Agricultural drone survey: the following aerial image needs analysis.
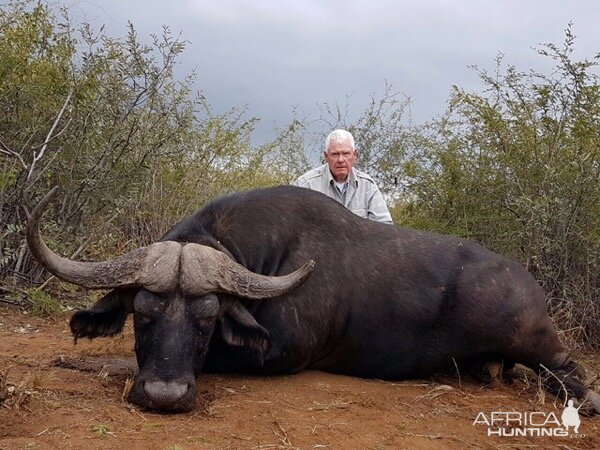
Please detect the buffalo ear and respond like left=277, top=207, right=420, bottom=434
left=220, top=301, right=270, bottom=352
left=70, top=288, right=135, bottom=342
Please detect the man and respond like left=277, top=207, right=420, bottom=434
left=293, top=129, right=393, bottom=224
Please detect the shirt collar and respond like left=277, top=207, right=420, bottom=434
left=326, top=166, right=358, bottom=188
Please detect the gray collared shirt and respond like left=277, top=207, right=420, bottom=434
left=292, top=164, right=393, bottom=224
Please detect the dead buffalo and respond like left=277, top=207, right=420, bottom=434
left=27, top=186, right=600, bottom=413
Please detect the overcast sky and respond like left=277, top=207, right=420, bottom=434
left=60, top=0, right=599, bottom=145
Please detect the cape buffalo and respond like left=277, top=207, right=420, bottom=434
left=27, top=186, right=600, bottom=413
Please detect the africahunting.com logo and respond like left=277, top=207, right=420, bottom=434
left=473, top=399, right=586, bottom=437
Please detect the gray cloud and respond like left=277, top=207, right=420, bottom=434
left=63, top=0, right=599, bottom=143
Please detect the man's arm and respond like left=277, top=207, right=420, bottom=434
left=368, top=187, right=393, bottom=224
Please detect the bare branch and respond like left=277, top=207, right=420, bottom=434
left=31, top=118, right=72, bottom=150
left=0, top=139, right=28, bottom=171
left=27, top=89, right=73, bottom=181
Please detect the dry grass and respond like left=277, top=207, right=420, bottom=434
left=121, top=375, right=134, bottom=402
left=0, top=368, right=40, bottom=411
left=414, top=384, right=455, bottom=403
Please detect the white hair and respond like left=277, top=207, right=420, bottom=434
left=325, top=129, right=355, bottom=152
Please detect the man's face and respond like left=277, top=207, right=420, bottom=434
left=324, top=140, right=357, bottom=183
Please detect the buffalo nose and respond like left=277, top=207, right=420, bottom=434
left=144, top=380, right=189, bottom=409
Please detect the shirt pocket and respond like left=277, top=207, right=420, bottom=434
left=349, top=207, right=368, bottom=218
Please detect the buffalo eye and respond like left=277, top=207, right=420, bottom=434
left=188, top=295, right=219, bottom=327
left=133, top=291, right=165, bottom=327
left=133, top=310, right=155, bottom=328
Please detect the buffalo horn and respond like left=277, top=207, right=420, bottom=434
left=26, top=187, right=181, bottom=291
left=180, top=244, right=315, bottom=298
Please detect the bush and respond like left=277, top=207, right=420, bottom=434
left=0, top=1, right=301, bottom=284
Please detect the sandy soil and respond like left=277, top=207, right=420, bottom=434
left=1, top=306, right=599, bottom=450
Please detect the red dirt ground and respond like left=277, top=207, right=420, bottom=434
left=1, top=306, right=599, bottom=450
